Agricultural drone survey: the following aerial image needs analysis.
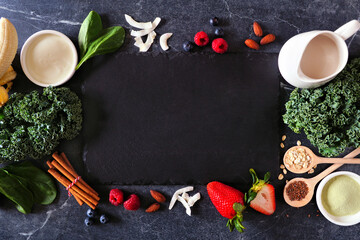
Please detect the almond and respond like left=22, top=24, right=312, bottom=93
left=253, top=22, right=263, bottom=37
left=146, top=203, right=160, bottom=213
left=245, top=39, right=260, bottom=50
left=150, top=190, right=166, bottom=203
left=260, top=34, right=276, bottom=45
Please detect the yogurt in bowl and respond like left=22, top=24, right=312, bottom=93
left=20, top=30, right=78, bottom=87
left=316, top=171, right=360, bottom=226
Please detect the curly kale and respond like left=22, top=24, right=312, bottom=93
left=283, top=58, right=360, bottom=157
left=0, top=87, right=82, bottom=163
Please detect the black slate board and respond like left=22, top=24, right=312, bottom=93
left=81, top=53, right=280, bottom=184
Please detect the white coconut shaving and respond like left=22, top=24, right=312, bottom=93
left=159, top=33, right=173, bottom=51
left=124, top=14, right=152, bottom=29
left=130, top=17, right=161, bottom=37
left=169, top=186, right=201, bottom=216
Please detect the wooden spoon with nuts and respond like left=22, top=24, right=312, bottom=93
left=283, top=147, right=360, bottom=207
left=283, top=146, right=360, bottom=174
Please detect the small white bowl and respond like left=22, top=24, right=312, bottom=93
left=316, top=171, right=360, bottom=226
left=20, top=30, right=78, bottom=87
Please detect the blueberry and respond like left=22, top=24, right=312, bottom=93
left=100, top=214, right=109, bottom=224
left=183, top=41, right=194, bottom=52
left=84, top=217, right=94, bottom=226
left=86, top=208, right=97, bottom=218
left=210, top=17, right=219, bottom=26
left=214, top=28, right=224, bottom=37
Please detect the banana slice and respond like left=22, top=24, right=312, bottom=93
left=0, top=85, right=9, bottom=107
left=0, top=65, right=16, bottom=85
left=0, top=18, right=18, bottom=79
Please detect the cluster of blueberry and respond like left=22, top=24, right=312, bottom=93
left=84, top=208, right=109, bottom=226
left=183, top=17, right=228, bottom=54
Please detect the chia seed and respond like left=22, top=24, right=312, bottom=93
left=286, top=180, right=309, bottom=201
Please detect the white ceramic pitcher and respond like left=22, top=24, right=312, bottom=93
left=278, top=20, right=360, bottom=88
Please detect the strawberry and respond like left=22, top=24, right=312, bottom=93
left=245, top=169, right=276, bottom=215
left=124, top=194, right=141, bottom=211
left=207, top=181, right=246, bottom=232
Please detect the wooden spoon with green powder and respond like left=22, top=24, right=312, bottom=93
left=283, top=147, right=360, bottom=208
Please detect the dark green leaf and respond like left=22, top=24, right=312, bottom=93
left=249, top=168, right=258, bottom=184
left=76, top=26, right=125, bottom=70
left=0, top=169, right=33, bottom=214
left=234, top=219, right=245, bottom=233
left=263, top=172, right=271, bottom=182
left=4, top=161, right=57, bottom=205
left=78, top=11, right=103, bottom=58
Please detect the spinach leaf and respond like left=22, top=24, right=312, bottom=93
left=0, top=169, right=33, bottom=214
left=78, top=11, right=103, bottom=58
left=76, top=26, right=125, bottom=70
left=4, top=161, right=57, bottom=205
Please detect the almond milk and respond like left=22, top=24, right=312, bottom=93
left=300, top=35, right=340, bottom=79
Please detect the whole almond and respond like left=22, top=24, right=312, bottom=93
left=253, top=22, right=263, bottom=37
left=146, top=203, right=160, bottom=213
left=245, top=39, right=260, bottom=50
left=260, top=34, right=276, bottom=45
left=150, top=190, right=166, bottom=203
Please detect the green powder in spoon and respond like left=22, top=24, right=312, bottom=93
left=321, top=175, right=360, bottom=216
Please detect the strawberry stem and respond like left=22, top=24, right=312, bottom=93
left=227, top=203, right=246, bottom=233
left=245, top=168, right=271, bottom=205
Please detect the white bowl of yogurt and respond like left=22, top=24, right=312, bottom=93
left=20, top=30, right=78, bottom=87
left=316, top=171, right=360, bottom=226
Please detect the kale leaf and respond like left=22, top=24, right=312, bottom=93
left=0, top=87, right=82, bottom=163
left=283, top=58, right=360, bottom=157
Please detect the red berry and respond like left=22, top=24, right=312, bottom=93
left=212, top=38, right=228, bottom=54
left=123, top=194, right=140, bottom=211
left=109, top=189, right=124, bottom=206
left=194, top=31, right=209, bottom=46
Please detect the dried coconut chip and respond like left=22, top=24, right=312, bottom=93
left=134, top=31, right=156, bottom=52
left=169, top=186, right=194, bottom=210
left=177, top=195, right=192, bottom=216
left=130, top=17, right=161, bottom=37
left=187, top=193, right=201, bottom=207
left=160, top=33, right=173, bottom=51
left=124, top=14, right=152, bottom=29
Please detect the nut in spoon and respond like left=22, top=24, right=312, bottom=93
left=283, top=146, right=360, bottom=174
left=283, top=147, right=360, bottom=207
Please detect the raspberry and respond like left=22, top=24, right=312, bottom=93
left=109, top=189, right=124, bottom=206
left=194, top=31, right=209, bottom=47
left=212, top=38, right=228, bottom=54
left=123, top=194, right=141, bottom=211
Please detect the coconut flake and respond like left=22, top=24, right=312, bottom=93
left=134, top=31, right=156, bottom=52
left=169, top=186, right=194, bottom=210
left=188, top=193, right=201, bottom=207
left=181, top=192, right=190, bottom=201
left=124, top=14, right=153, bottom=29
left=130, top=17, right=161, bottom=37
left=177, top=196, right=192, bottom=216
left=159, top=33, right=173, bottom=51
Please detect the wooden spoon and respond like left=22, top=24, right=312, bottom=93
left=283, top=147, right=360, bottom=207
left=284, top=146, right=360, bottom=174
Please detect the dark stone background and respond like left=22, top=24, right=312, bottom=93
left=0, top=0, right=359, bottom=239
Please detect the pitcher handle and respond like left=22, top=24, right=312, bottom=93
left=334, top=19, right=360, bottom=40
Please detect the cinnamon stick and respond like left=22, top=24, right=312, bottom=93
left=51, top=160, right=100, bottom=201
left=48, top=159, right=84, bottom=206
left=52, top=152, right=98, bottom=195
left=60, top=152, right=98, bottom=196
left=48, top=169, right=98, bottom=209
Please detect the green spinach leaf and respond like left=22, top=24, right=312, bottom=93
left=78, top=11, right=103, bottom=58
left=76, top=26, right=125, bottom=70
left=4, top=161, right=57, bottom=205
left=0, top=169, right=33, bottom=214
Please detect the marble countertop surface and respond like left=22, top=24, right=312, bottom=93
left=0, top=0, right=360, bottom=239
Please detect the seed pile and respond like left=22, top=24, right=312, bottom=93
left=286, top=180, right=309, bottom=201
left=284, top=147, right=312, bottom=170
